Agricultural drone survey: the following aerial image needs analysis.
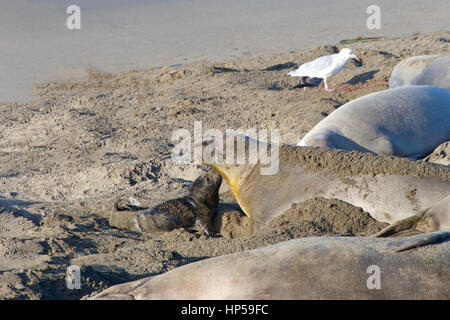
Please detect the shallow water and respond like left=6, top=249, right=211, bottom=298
left=1, top=0, right=449, bottom=102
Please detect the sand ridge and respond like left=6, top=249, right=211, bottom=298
left=280, top=145, right=450, bottom=181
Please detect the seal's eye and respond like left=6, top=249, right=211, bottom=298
left=206, top=176, right=213, bottom=185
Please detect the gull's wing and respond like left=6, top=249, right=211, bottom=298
left=289, top=54, right=338, bottom=77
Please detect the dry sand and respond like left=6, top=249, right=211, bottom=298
left=0, top=31, right=449, bottom=299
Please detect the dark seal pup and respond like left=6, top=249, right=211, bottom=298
left=109, top=171, right=222, bottom=235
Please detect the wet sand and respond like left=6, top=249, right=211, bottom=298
left=2, top=0, right=450, bottom=102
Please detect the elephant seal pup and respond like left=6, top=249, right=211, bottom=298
left=201, top=135, right=449, bottom=235
left=297, top=86, right=450, bottom=159
left=109, top=171, right=222, bottom=235
left=389, top=55, right=449, bottom=90
left=90, top=237, right=450, bottom=300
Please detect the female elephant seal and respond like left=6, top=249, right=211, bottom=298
left=389, top=55, right=449, bottom=90
left=109, top=171, right=222, bottom=235
left=201, top=136, right=449, bottom=241
left=297, top=86, right=450, bottom=159
left=90, top=237, right=449, bottom=300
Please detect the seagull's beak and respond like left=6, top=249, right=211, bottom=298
left=350, top=54, right=360, bottom=62
left=351, top=55, right=363, bottom=66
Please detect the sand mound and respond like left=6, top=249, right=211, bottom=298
left=265, top=198, right=387, bottom=236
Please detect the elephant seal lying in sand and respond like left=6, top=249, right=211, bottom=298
left=90, top=236, right=449, bottom=300
left=389, top=55, right=449, bottom=90
left=199, top=135, right=449, bottom=250
left=202, top=135, right=449, bottom=231
left=297, top=86, right=450, bottom=159
left=109, top=171, right=222, bottom=235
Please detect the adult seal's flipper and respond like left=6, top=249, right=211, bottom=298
left=387, top=232, right=450, bottom=252
left=372, top=210, right=428, bottom=238
left=373, top=196, right=450, bottom=251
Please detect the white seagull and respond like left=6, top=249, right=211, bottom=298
left=288, top=48, right=361, bottom=91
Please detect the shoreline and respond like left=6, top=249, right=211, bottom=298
left=27, top=30, right=449, bottom=102
left=2, top=0, right=450, bottom=102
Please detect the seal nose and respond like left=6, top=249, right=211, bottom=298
left=209, top=171, right=223, bottom=187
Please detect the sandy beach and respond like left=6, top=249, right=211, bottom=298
left=0, top=29, right=449, bottom=299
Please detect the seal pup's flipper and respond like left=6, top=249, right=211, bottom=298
left=184, top=216, right=215, bottom=236
left=114, top=197, right=147, bottom=211
left=387, top=231, right=450, bottom=252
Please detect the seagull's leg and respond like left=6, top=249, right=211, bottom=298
left=324, top=78, right=335, bottom=92
left=303, top=87, right=306, bottom=92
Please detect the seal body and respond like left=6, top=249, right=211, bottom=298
left=109, top=171, right=222, bottom=235
left=297, top=86, right=450, bottom=159
left=389, top=55, right=450, bottom=90
left=90, top=237, right=450, bottom=300
left=205, top=136, right=450, bottom=230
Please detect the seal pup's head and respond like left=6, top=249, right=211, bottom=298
left=190, top=170, right=222, bottom=214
